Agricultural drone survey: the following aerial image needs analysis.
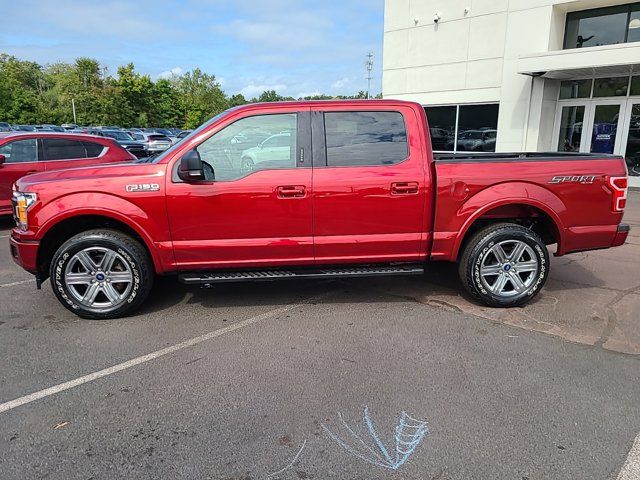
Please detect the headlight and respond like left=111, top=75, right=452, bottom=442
left=12, top=190, right=37, bottom=230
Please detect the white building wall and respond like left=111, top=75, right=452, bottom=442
left=383, top=0, right=640, bottom=152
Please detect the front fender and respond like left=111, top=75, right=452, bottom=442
left=32, top=193, right=173, bottom=274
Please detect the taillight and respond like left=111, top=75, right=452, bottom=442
left=607, top=176, right=627, bottom=212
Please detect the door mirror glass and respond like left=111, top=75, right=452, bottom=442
left=178, top=150, right=206, bottom=182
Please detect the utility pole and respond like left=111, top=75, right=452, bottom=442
left=365, top=52, right=373, bottom=99
left=71, top=98, right=77, bottom=124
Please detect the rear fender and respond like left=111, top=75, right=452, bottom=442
left=452, top=182, right=567, bottom=259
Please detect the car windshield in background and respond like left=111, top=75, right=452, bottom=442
left=104, top=131, right=133, bottom=141
left=149, top=135, right=170, bottom=141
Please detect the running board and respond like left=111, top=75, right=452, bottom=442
left=178, top=264, right=424, bottom=285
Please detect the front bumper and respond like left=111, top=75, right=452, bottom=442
left=10, top=234, right=39, bottom=274
left=612, top=223, right=630, bottom=247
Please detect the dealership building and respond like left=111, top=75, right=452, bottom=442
left=382, top=0, right=640, bottom=186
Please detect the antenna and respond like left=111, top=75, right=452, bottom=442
left=365, top=52, right=373, bottom=99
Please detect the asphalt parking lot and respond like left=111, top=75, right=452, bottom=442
left=1, top=193, right=639, bottom=480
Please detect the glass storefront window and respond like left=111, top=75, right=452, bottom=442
left=557, top=105, right=585, bottom=152
left=631, top=76, right=640, bottom=96
left=564, top=4, right=637, bottom=49
left=424, top=104, right=499, bottom=153
left=424, top=106, right=456, bottom=151
left=626, top=104, right=640, bottom=176
left=593, top=77, right=629, bottom=97
left=559, top=79, right=592, bottom=99
left=590, top=104, right=621, bottom=154
left=629, top=6, right=640, bottom=43
left=457, top=104, right=499, bottom=152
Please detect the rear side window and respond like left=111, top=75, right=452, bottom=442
left=0, top=139, right=38, bottom=163
left=324, top=111, right=408, bottom=167
left=43, top=138, right=87, bottom=161
left=83, top=141, right=105, bottom=158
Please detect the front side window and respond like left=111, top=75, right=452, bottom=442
left=324, top=111, right=407, bottom=167
left=196, top=113, right=297, bottom=181
left=43, top=138, right=87, bottom=161
left=0, top=139, right=38, bottom=163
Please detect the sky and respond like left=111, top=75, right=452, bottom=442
left=1, top=0, right=384, bottom=99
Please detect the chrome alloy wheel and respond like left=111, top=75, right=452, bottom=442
left=479, top=240, right=539, bottom=297
left=64, top=247, right=134, bottom=311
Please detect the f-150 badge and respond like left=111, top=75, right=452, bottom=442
left=549, top=175, right=597, bottom=185
left=125, top=183, right=160, bottom=192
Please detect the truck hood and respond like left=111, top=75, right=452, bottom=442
left=16, top=162, right=166, bottom=192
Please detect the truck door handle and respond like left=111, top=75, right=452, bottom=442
left=391, top=182, right=419, bottom=195
left=277, top=185, right=306, bottom=198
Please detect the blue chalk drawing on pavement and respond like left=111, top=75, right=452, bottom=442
left=321, top=406, right=428, bottom=470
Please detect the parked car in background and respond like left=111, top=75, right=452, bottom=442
left=143, top=128, right=178, bottom=144
left=15, top=125, right=37, bottom=132
left=38, top=125, right=66, bottom=132
left=0, top=122, right=12, bottom=132
left=131, top=132, right=173, bottom=153
left=62, top=124, right=78, bottom=130
left=176, top=130, right=193, bottom=141
left=95, top=130, right=148, bottom=158
left=0, top=132, right=137, bottom=216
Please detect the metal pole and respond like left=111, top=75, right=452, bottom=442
left=365, top=53, right=373, bottom=99
left=72, top=98, right=77, bottom=124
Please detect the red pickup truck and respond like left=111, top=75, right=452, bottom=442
left=9, top=100, right=629, bottom=319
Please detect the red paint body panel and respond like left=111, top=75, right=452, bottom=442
left=0, top=132, right=135, bottom=215
left=7, top=100, right=629, bottom=279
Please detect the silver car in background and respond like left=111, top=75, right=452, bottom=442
left=131, top=132, right=173, bottom=153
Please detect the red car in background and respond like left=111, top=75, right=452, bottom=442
left=0, top=132, right=136, bottom=216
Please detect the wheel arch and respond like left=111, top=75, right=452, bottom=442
left=452, top=186, right=566, bottom=260
left=36, top=211, right=163, bottom=277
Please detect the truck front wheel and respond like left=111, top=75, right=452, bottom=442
left=458, top=223, right=549, bottom=308
left=49, top=229, right=154, bottom=319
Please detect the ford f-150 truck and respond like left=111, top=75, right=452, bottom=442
left=9, top=100, right=630, bottom=319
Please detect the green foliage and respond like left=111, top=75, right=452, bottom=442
left=0, top=53, right=382, bottom=128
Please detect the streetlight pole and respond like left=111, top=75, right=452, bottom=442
left=71, top=98, right=77, bottom=124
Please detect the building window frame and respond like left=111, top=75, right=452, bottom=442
left=563, top=2, right=640, bottom=49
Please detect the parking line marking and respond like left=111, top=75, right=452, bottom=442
left=0, top=293, right=326, bottom=415
left=0, top=279, right=35, bottom=288
left=0, top=234, right=10, bottom=238
left=617, top=433, right=640, bottom=480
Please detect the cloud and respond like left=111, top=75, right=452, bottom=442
left=158, top=67, right=184, bottom=79
left=239, top=84, right=287, bottom=98
left=331, top=77, right=353, bottom=89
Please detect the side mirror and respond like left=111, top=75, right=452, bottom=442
left=178, top=150, right=206, bottom=182
left=0, top=154, right=5, bottom=166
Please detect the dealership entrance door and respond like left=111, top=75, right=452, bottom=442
left=555, top=100, right=628, bottom=155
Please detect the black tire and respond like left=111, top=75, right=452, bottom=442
left=49, top=229, right=154, bottom=319
left=458, top=223, right=549, bottom=308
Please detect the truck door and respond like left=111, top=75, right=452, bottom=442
left=311, top=106, right=429, bottom=264
left=165, top=108, right=313, bottom=269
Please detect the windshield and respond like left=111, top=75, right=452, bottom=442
left=104, top=131, right=133, bottom=141
left=142, top=108, right=238, bottom=163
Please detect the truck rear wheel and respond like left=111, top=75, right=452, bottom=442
left=49, top=229, right=153, bottom=319
left=458, top=223, right=549, bottom=308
